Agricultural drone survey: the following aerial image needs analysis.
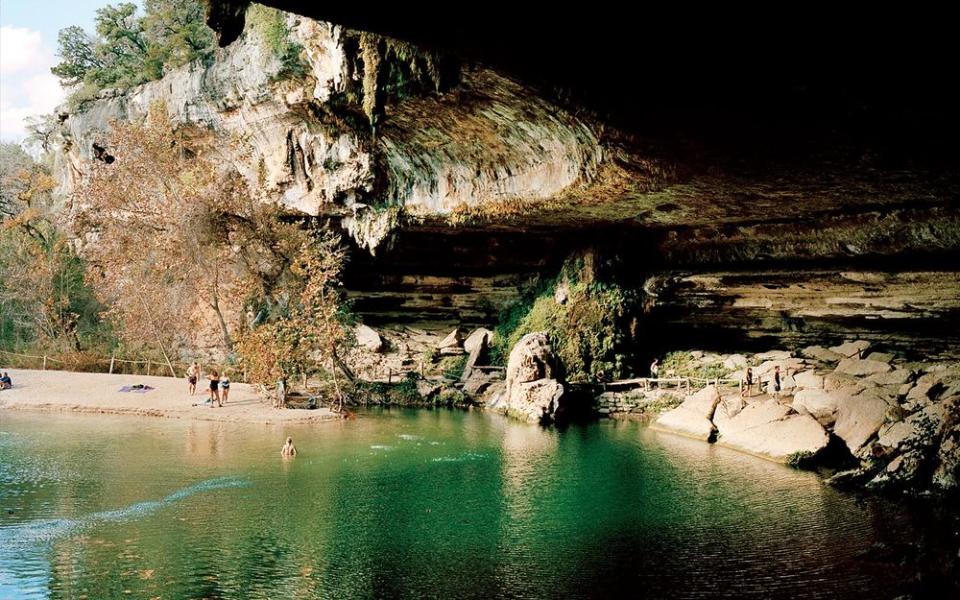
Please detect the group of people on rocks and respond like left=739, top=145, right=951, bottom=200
left=185, top=362, right=230, bottom=407
left=647, top=358, right=784, bottom=398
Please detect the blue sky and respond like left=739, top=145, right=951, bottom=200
left=1, top=0, right=136, bottom=140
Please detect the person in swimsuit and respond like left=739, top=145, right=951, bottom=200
left=208, top=369, right=221, bottom=407
left=187, top=362, right=199, bottom=395
left=281, top=437, right=297, bottom=457
left=220, top=373, right=231, bottom=403
left=741, top=367, right=754, bottom=398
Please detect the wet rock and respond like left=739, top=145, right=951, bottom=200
left=834, top=390, right=889, bottom=455
left=868, top=449, right=925, bottom=489
left=715, top=399, right=829, bottom=462
left=802, top=345, right=844, bottom=363
left=503, top=379, right=565, bottom=423
left=830, top=340, right=872, bottom=358
left=652, top=385, right=721, bottom=441
left=794, top=370, right=825, bottom=390
left=354, top=324, right=385, bottom=352
left=836, top=358, right=893, bottom=377
left=792, top=388, right=841, bottom=426
left=713, top=394, right=746, bottom=428
left=463, top=371, right=498, bottom=396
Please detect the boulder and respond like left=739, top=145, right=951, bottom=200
left=715, top=399, right=830, bottom=463
left=904, top=381, right=939, bottom=410
left=794, top=370, right=825, bottom=390
left=504, top=379, right=565, bottom=423
left=829, top=340, right=872, bottom=358
left=463, top=371, right=497, bottom=397
left=865, top=352, right=895, bottom=364
left=463, top=328, right=493, bottom=356
left=868, top=449, right=925, bottom=490
left=866, top=368, right=914, bottom=386
left=877, top=403, right=948, bottom=452
left=801, top=345, right=844, bottom=363
left=835, top=358, right=893, bottom=377
left=933, top=426, right=960, bottom=491
left=791, top=388, right=841, bottom=426
left=497, top=332, right=564, bottom=423
left=354, top=324, right=384, bottom=352
left=834, top=390, right=889, bottom=455
left=722, top=354, right=748, bottom=370
left=652, top=385, right=721, bottom=441
left=437, top=328, right=463, bottom=349
left=713, top=394, right=746, bottom=429
left=755, top=350, right=792, bottom=361
left=506, top=332, right=558, bottom=386
left=416, top=379, right=442, bottom=399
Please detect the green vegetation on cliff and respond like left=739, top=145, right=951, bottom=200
left=52, top=0, right=216, bottom=110
left=492, top=258, right=640, bottom=383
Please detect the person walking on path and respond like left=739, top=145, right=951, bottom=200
left=187, top=362, right=199, bottom=396
left=772, top=366, right=782, bottom=397
left=650, top=358, right=660, bottom=388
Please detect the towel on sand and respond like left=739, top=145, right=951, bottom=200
left=118, top=385, right=154, bottom=393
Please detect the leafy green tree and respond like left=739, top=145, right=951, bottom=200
left=142, top=0, right=215, bottom=75
left=50, top=26, right=103, bottom=86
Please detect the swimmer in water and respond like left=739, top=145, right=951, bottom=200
left=281, top=437, right=297, bottom=457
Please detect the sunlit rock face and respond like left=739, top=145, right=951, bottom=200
left=50, top=12, right=603, bottom=226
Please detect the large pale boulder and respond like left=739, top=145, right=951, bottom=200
left=755, top=350, right=792, bottom=361
left=722, top=354, right=748, bottom=370
left=801, top=346, right=844, bottom=363
left=652, top=385, right=721, bottom=441
left=437, top=328, right=463, bottom=349
left=463, top=328, right=493, bottom=355
left=829, top=340, right=871, bottom=358
left=835, top=358, right=893, bottom=377
left=497, top=332, right=564, bottom=423
left=503, top=379, right=564, bottom=422
left=506, top=332, right=557, bottom=386
left=865, top=352, right=895, bottom=364
left=877, top=403, right=948, bottom=452
left=793, top=370, right=825, bottom=390
left=712, top=394, right=746, bottom=430
left=791, top=388, right=841, bottom=426
left=354, top=324, right=384, bottom=352
left=834, top=390, right=889, bottom=455
left=866, top=368, right=914, bottom=386
left=715, top=399, right=830, bottom=462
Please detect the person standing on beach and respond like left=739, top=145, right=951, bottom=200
left=772, top=366, right=782, bottom=397
left=650, top=358, right=660, bottom=388
left=187, top=362, right=199, bottom=395
left=220, top=372, right=230, bottom=404
left=208, top=369, right=221, bottom=407
left=741, top=367, right=754, bottom=398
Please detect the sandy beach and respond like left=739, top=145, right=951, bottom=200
left=0, top=369, right=339, bottom=423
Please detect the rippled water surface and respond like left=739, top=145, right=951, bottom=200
left=0, top=409, right=941, bottom=598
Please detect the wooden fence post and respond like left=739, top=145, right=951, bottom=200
left=109, top=354, right=115, bottom=374
left=42, top=355, right=47, bottom=370
left=146, top=360, right=152, bottom=377
left=388, top=368, right=393, bottom=384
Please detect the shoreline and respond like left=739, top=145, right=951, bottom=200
left=0, top=369, right=340, bottom=424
